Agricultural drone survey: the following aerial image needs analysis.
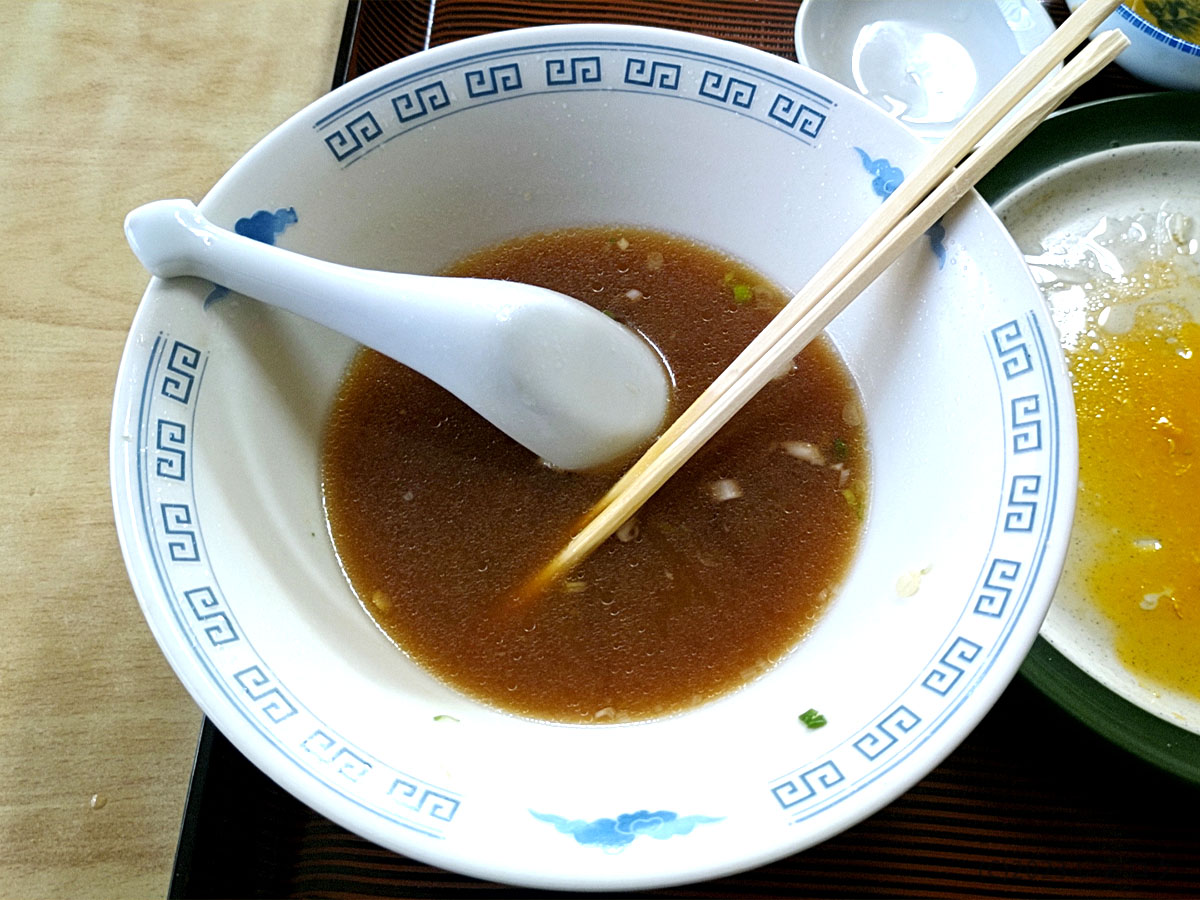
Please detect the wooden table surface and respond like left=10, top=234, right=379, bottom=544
left=4, top=2, right=1196, bottom=898
left=0, top=3, right=344, bottom=896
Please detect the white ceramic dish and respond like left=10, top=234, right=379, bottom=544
left=795, top=0, right=1057, bottom=142
left=110, top=25, right=1076, bottom=891
left=996, top=141, right=1200, bottom=736
left=1067, top=0, right=1200, bottom=89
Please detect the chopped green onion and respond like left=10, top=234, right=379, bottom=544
left=842, top=488, right=863, bottom=519
left=831, top=437, right=848, bottom=462
left=433, top=714, right=459, bottom=723
left=732, top=283, right=753, bottom=304
left=799, top=708, right=827, bottom=729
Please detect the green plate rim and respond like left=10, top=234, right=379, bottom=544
left=977, top=91, right=1200, bottom=788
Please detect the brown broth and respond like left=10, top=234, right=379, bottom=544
left=322, top=227, right=867, bottom=722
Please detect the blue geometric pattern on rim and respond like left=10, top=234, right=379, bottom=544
left=160, top=502, right=199, bottom=562
left=392, top=81, right=451, bottom=123
left=160, top=340, right=200, bottom=403
left=530, top=810, right=723, bottom=850
left=769, top=310, right=1063, bottom=823
left=203, top=208, right=299, bottom=307
left=235, top=665, right=298, bottom=724
left=852, top=705, right=921, bottom=761
left=154, top=419, right=187, bottom=481
left=1004, top=474, right=1042, bottom=533
left=1011, top=395, right=1043, bottom=453
left=545, top=55, right=601, bottom=85
left=768, top=93, right=826, bottom=136
left=324, top=111, right=384, bottom=161
left=132, top=333, right=462, bottom=839
left=623, top=57, right=681, bottom=89
left=389, top=778, right=461, bottom=822
left=853, top=147, right=947, bottom=267
left=991, top=320, right=1034, bottom=379
left=302, top=729, right=372, bottom=782
left=183, top=586, right=239, bottom=647
left=310, top=40, right=836, bottom=166
left=975, top=558, right=1022, bottom=617
left=770, top=760, right=845, bottom=809
left=465, top=63, right=522, bottom=98
left=922, top=636, right=983, bottom=696
left=698, top=70, right=755, bottom=108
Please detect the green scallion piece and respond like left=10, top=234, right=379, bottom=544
left=841, top=488, right=863, bottom=519
left=799, top=708, right=827, bottom=729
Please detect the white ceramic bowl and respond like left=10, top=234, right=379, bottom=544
left=110, top=25, right=1076, bottom=891
left=1068, top=0, right=1200, bottom=89
left=795, top=0, right=1057, bottom=142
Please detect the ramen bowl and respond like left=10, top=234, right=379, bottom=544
left=110, top=24, right=1076, bottom=891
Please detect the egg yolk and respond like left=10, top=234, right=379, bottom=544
left=1065, top=258, right=1200, bottom=699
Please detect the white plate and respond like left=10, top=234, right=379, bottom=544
left=795, top=0, right=1057, bottom=142
left=996, top=140, right=1200, bottom=736
left=110, top=25, right=1075, bottom=890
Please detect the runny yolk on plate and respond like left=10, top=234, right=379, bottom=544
left=1061, top=254, right=1200, bottom=699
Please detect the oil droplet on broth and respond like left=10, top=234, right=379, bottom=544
left=1037, top=206, right=1200, bottom=699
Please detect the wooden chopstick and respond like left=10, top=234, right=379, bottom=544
left=584, top=0, right=1123, bottom=519
left=516, top=25, right=1130, bottom=603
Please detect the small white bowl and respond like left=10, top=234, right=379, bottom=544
left=1067, top=0, right=1200, bottom=89
left=111, top=24, right=1076, bottom=891
left=795, top=0, right=1057, bottom=142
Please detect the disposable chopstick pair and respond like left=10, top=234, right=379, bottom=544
left=594, top=0, right=1126, bottom=512
left=518, top=6, right=1130, bottom=601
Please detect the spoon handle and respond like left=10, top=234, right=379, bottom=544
left=123, top=199, right=670, bottom=470
left=123, top=199, right=505, bottom=370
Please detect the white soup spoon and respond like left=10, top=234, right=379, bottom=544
left=124, top=199, right=670, bottom=470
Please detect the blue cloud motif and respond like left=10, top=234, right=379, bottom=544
left=853, top=148, right=945, bottom=269
left=530, top=809, right=723, bottom=851
left=854, top=146, right=904, bottom=200
left=204, top=206, right=299, bottom=306
left=925, top=218, right=947, bottom=268
left=235, top=206, right=299, bottom=243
